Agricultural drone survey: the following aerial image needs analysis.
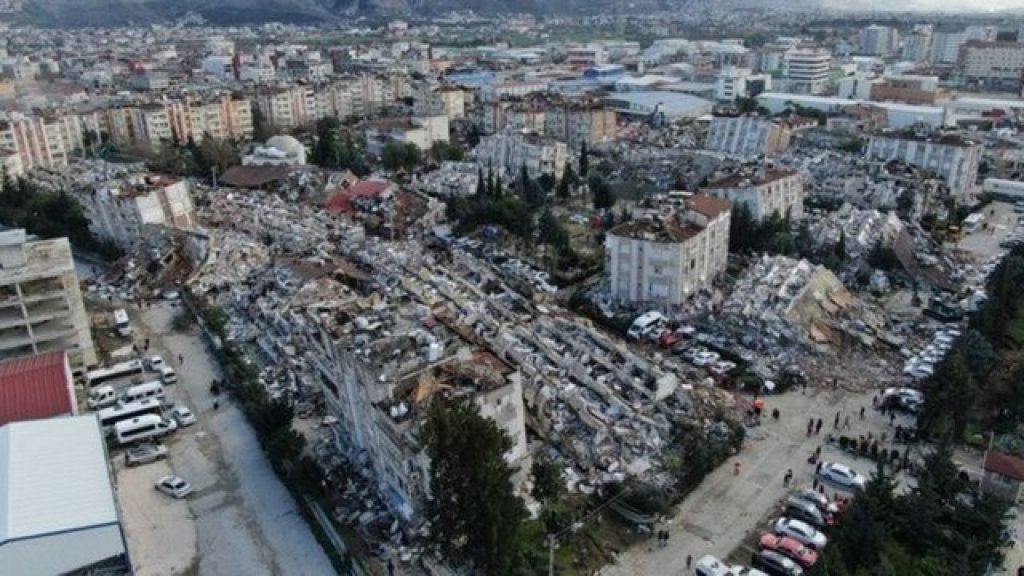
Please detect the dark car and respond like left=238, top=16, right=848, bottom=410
left=753, top=549, right=804, bottom=576
left=783, top=497, right=827, bottom=529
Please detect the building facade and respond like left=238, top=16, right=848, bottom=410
left=958, top=41, right=1024, bottom=90
left=705, top=115, right=792, bottom=157
left=865, top=130, right=981, bottom=200
left=605, top=196, right=731, bottom=306
left=0, top=229, right=96, bottom=372
left=74, top=174, right=195, bottom=249
left=473, top=130, right=569, bottom=179
left=783, top=48, right=832, bottom=95
left=702, top=168, right=805, bottom=221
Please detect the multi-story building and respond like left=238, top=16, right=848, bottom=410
left=869, top=75, right=946, bottom=106
left=473, top=130, right=569, bottom=179
left=860, top=25, right=899, bottom=56
left=701, top=167, right=804, bottom=221
left=783, top=48, right=832, bottom=95
left=567, top=44, right=607, bottom=68
left=902, top=26, right=933, bottom=62
left=72, top=173, right=195, bottom=249
left=714, top=66, right=772, bottom=101
left=0, top=148, right=21, bottom=184
left=0, top=228, right=96, bottom=372
left=255, top=85, right=319, bottom=130
left=298, top=275, right=530, bottom=523
left=105, top=95, right=253, bottom=150
left=605, top=195, right=731, bottom=306
left=0, top=113, right=94, bottom=171
left=705, top=115, right=792, bottom=157
left=930, top=30, right=967, bottom=64
left=865, top=130, right=981, bottom=200
left=365, top=115, right=450, bottom=156
left=543, top=101, right=617, bottom=152
left=958, top=41, right=1024, bottom=91
left=484, top=101, right=547, bottom=135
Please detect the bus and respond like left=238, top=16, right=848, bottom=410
left=97, top=397, right=163, bottom=433
left=86, top=359, right=144, bottom=388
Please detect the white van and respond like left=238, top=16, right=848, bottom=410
left=121, top=381, right=165, bottom=404
left=627, top=311, right=666, bottom=340
left=114, top=414, right=176, bottom=445
left=160, top=366, right=177, bottom=385
left=87, top=385, right=118, bottom=409
left=694, top=555, right=768, bottom=576
left=113, top=308, right=132, bottom=337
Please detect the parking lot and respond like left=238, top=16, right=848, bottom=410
left=601, top=384, right=919, bottom=576
left=97, top=303, right=334, bottom=576
left=959, top=201, right=1022, bottom=262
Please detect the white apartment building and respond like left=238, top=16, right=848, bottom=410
left=364, top=115, right=450, bottom=156
left=958, top=41, right=1024, bottom=89
left=865, top=130, right=981, bottom=200
left=783, top=48, right=832, bottom=95
left=605, top=195, right=731, bottom=306
left=930, top=30, right=966, bottom=64
left=255, top=85, right=319, bottom=130
left=473, top=131, right=569, bottom=180
left=0, top=229, right=96, bottom=372
left=701, top=168, right=805, bottom=221
left=74, top=174, right=195, bottom=249
left=715, top=67, right=773, bottom=101
left=705, top=115, right=791, bottom=157
left=902, top=27, right=933, bottom=62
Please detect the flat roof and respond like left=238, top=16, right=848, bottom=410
left=604, top=91, right=712, bottom=118
left=0, top=415, right=118, bottom=542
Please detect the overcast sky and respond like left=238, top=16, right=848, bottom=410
left=823, top=0, right=1024, bottom=10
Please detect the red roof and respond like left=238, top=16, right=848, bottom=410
left=686, top=195, right=733, bottom=219
left=985, top=452, right=1024, bottom=482
left=324, top=180, right=392, bottom=215
left=0, top=351, right=75, bottom=425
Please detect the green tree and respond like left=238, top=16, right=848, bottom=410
left=556, top=163, right=576, bottom=200
left=381, top=141, right=421, bottom=172
left=579, top=142, right=589, bottom=176
left=195, top=136, right=239, bottom=178
left=422, top=397, right=527, bottom=574
left=429, top=141, right=466, bottom=163
left=251, top=104, right=275, bottom=141
left=589, top=174, right=614, bottom=210
left=729, top=202, right=758, bottom=253
left=311, top=117, right=341, bottom=167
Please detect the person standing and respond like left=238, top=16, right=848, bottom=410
left=734, top=461, right=742, bottom=476
left=815, top=418, right=823, bottom=434
left=783, top=469, right=793, bottom=487
left=833, top=412, right=841, bottom=429
left=859, top=406, right=866, bottom=419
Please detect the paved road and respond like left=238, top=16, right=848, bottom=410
left=137, top=303, right=335, bottom=576
left=601, top=386, right=909, bottom=575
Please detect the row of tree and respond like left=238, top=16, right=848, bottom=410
left=918, top=245, right=1024, bottom=440
left=823, top=448, right=1008, bottom=576
left=148, top=135, right=240, bottom=180
left=0, top=171, right=121, bottom=260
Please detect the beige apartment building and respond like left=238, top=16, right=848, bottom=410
left=0, top=229, right=96, bottom=372
left=702, top=168, right=805, bottom=221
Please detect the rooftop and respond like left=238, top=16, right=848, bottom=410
left=685, top=195, right=733, bottom=219
left=0, top=352, right=73, bottom=426
left=703, top=167, right=799, bottom=189
left=608, top=217, right=704, bottom=243
left=871, top=129, right=979, bottom=148
left=985, top=451, right=1024, bottom=482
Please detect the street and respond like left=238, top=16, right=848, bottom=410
left=116, top=302, right=335, bottom=576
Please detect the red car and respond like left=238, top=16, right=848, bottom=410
left=659, top=331, right=684, bottom=349
left=759, top=533, right=819, bottom=568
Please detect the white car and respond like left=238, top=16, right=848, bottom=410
left=905, top=364, right=934, bottom=380
left=171, top=406, right=197, bottom=427
left=818, top=462, right=867, bottom=490
left=145, top=355, right=165, bottom=372
left=710, top=360, right=737, bottom=375
left=773, top=517, right=828, bottom=550
left=155, top=475, right=193, bottom=498
left=692, top=351, right=720, bottom=367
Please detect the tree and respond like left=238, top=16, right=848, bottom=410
left=381, top=141, right=421, bottom=172
left=868, top=242, right=900, bottom=271
left=579, top=142, right=590, bottom=176
left=429, top=140, right=466, bottom=163
left=729, top=202, right=758, bottom=253
left=251, top=104, right=276, bottom=141
left=311, top=117, right=341, bottom=167
left=195, top=136, right=239, bottom=178
left=421, top=397, right=527, bottom=574
left=475, top=168, right=486, bottom=198
left=556, top=163, right=576, bottom=200
left=589, top=174, right=614, bottom=210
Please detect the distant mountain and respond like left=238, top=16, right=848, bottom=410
left=17, top=0, right=662, bottom=27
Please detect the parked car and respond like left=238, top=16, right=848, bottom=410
left=791, top=489, right=839, bottom=516
left=692, top=351, right=720, bottom=367
left=658, top=331, right=684, bottom=349
left=818, top=462, right=867, bottom=490
left=125, top=443, right=168, bottom=467
left=772, top=517, right=827, bottom=550
left=759, top=534, right=819, bottom=569
left=784, top=497, right=827, bottom=528
left=710, top=360, right=737, bottom=376
left=753, top=549, right=804, bottom=576
left=155, top=475, right=193, bottom=498
left=145, top=355, right=165, bottom=372
left=171, top=406, right=197, bottom=427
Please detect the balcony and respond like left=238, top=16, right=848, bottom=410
left=25, top=299, right=70, bottom=324
left=30, top=319, right=77, bottom=343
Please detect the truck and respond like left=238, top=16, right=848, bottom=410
left=113, top=308, right=132, bottom=337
